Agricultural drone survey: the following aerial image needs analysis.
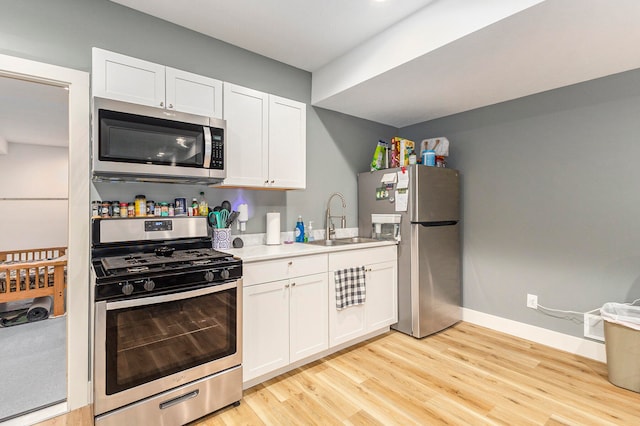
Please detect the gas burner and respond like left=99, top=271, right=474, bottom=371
left=97, top=247, right=235, bottom=277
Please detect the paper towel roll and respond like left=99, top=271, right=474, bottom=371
left=266, top=212, right=280, bottom=245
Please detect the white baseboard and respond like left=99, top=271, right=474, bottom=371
left=462, top=308, right=607, bottom=363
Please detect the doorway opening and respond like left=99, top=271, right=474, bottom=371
left=0, top=75, right=69, bottom=422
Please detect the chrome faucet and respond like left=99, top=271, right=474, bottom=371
left=325, top=192, right=347, bottom=240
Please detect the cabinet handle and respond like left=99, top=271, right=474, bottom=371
left=288, top=261, right=293, bottom=266
left=366, top=268, right=372, bottom=272
left=270, top=180, right=275, bottom=184
left=284, top=284, right=290, bottom=288
left=168, top=103, right=174, bottom=109
left=291, top=282, right=296, bottom=287
left=160, top=101, right=164, bottom=107
left=264, top=180, right=269, bottom=184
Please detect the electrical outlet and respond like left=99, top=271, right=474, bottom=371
left=527, top=294, right=538, bottom=309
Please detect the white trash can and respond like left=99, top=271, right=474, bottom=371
left=601, top=302, right=640, bottom=392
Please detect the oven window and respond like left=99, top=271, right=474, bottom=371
left=99, top=109, right=208, bottom=168
left=104, top=288, right=236, bottom=395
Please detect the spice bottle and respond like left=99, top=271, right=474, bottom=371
left=135, top=195, right=146, bottom=217
left=191, top=198, right=199, bottom=216
left=112, top=201, right=120, bottom=217
left=91, top=201, right=101, bottom=218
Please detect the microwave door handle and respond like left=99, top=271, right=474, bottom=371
left=203, top=126, right=212, bottom=168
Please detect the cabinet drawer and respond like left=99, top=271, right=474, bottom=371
left=244, top=254, right=327, bottom=285
left=329, top=246, right=396, bottom=271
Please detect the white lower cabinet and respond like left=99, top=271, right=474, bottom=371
left=290, top=273, right=329, bottom=362
left=328, top=246, right=398, bottom=347
left=243, top=279, right=290, bottom=379
left=242, top=255, right=328, bottom=382
left=242, top=246, right=397, bottom=385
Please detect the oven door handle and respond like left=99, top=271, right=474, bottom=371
left=105, top=281, right=237, bottom=310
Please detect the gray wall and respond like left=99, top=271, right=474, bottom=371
left=0, top=0, right=396, bottom=235
left=8, top=0, right=631, bottom=340
left=401, top=68, right=640, bottom=338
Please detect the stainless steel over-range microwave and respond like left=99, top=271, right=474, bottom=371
left=92, top=97, right=226, bottom=184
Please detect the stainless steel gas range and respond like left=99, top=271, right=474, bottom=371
left=91, top=216, right=242, bottom=426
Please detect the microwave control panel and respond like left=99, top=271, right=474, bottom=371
left=211, top=130, right=224, bottom=169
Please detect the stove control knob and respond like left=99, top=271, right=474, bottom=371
left=204, top=270, right=215, bottom=282
left=220, top=269, right=230, bottom=280
left=143, top=279, right=155, bottom=292
left=121, top=282, right=134, bottom=296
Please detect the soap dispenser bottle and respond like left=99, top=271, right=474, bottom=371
left=307, top=221, right=314, bottom=242
left=295, top=216, right=305, bottom=243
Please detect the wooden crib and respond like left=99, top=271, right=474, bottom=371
left=0, top=247, right=67, bottom=317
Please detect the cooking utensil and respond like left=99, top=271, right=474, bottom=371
left=221, top=200, right=231, bottom=212
left=226, top=211, right=240, bottom=228
left=218, top=209, right=230, bottom=228
left=208, top=211, right=219, bottom=228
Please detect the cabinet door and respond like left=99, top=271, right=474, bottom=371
left=328, top=271, right=366, bottom=348
left=92, top=48, right=165, bottom=108
left=365, top=260, right=398, bottom=331
left=222, top=83, right=269, bottom=187
left=290, top=273, right=328, bottom=362
left=268, top=95, right=306, bottom=189
left=165, top=67, right=223, bottom=118
left=243, top=280, right=289, bottom=382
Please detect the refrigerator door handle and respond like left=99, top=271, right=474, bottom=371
left=411, top=220, right=458, bottom=227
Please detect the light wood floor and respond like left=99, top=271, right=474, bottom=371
left=195, top=322, right=640, bottom=426
left=37, top=322, right=640, bottom=425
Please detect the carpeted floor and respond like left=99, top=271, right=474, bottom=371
left=0, top=316, right=66, bottom=421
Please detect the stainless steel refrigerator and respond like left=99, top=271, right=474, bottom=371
left=358, top=165, right=461, bottom=338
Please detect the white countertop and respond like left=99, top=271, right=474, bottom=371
left=221, top=239, right=396, bottom=263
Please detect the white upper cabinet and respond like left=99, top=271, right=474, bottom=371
left=221, top=83, right=269, bottom=187
left=92, top=48, right=165, bottom=107
left=268, top=95, right=306, bottom=189
left=220, top=83, right=306, bottom=189
left=92, top=48, right=222, bottom=118
left=165, top=67, right=222, bottom=118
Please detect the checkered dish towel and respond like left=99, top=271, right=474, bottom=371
left=334, top=266, right=366, bottom=310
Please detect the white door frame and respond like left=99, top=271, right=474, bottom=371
left=0, top=54, right=90, bottom=414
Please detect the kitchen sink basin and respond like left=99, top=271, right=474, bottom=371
left=306, top=239, right=344, bottom=246
left=306, top=236, right=379, bottom=246
left=342, top=237, right=378, bottom=243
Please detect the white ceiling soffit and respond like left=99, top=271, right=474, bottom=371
left=110, top=0, right=436, bottom=72
left=0, top=76, right=69, bottom=147
left=313, top=0, right=640, bottom=127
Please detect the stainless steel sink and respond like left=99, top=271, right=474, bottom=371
left=341, top=237, right=378, bottom=244
left=306, top=236, right=379, bottom=246
left=306, top=239, right=344, bottom=246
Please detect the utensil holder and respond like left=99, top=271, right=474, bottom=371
left=212, top=228, right=232, bottom=249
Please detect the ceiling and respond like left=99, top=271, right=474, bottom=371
left=112, top=0, right=640, bottom=128
left=111, top=0, right=436, bottom=72
left=0, top=76, right=68, bottom=149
